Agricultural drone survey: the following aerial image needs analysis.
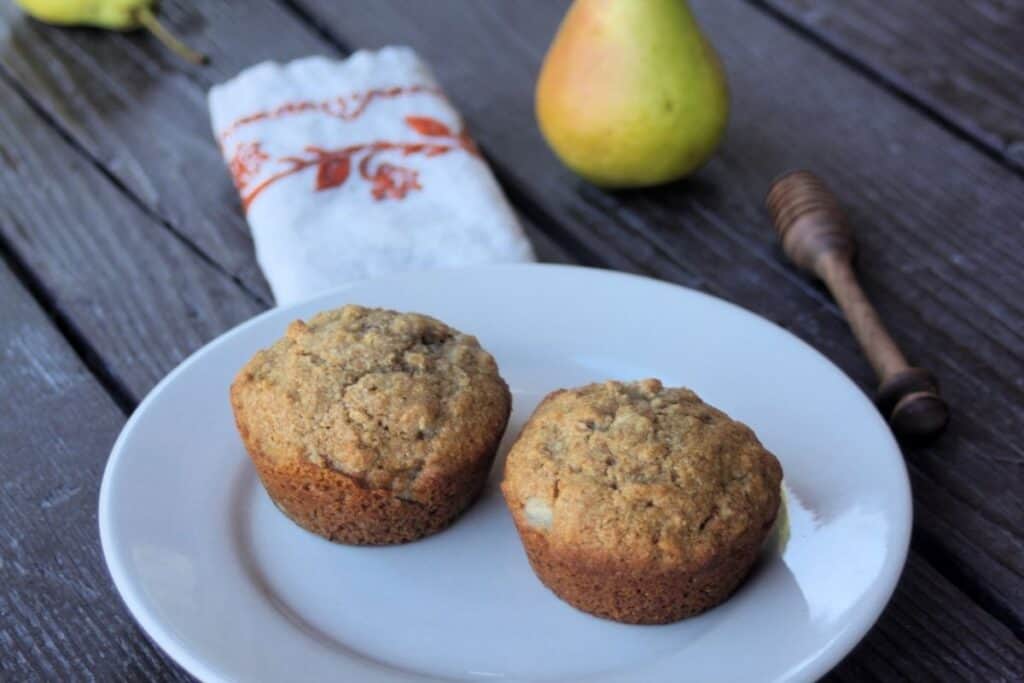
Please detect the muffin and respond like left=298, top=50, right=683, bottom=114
left=501, top=379, right=782, bottom=624
left=231, top=305, right=511, bottom=545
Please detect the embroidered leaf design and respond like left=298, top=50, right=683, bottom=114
left=240, top=113, right=477, bottom=209
left=406, top=116, right=453, bottom=137
left=315, top=156, right=351, bottom=190
left=424, top=145, right=451, bottom=157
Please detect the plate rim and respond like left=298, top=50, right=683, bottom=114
left=99, top=262, right=912, bottom=683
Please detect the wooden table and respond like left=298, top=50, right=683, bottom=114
left=1, top=1, right=1022, bottom=680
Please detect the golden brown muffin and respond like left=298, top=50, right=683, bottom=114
left=231, top=305, right=511, bottom=545
left=501, top=379, right=781, bottom=624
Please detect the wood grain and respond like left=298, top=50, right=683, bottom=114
left=0, top=0, right=569, bottom=401
left=766, top=170, right=948, bottom=439
left=289, top=0, right=1024, bottom=635
left=0, top=0, right=1020, bottom=679
left=757, top=0, right=1024, bottom=170
left=0, top=261, right=190, bottom=682
left=0, top=0, right=570, bottom=301
left=0, top=0, right=326, bottom=301
left=829, top=554, right=1024, bottom=681
left=1, top=239, right=1019, bottom=681
left=0, top=74, right=263, bottom=403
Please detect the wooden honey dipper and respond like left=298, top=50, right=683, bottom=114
left=766, top=170, right=948, bottom=440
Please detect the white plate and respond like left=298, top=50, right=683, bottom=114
left=100, top=264, right=911, bottom=683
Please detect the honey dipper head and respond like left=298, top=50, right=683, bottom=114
left=766, top=170, right=856, bottom=273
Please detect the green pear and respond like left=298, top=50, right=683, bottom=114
left=536, top=0, right=728, bottom=187
left=15, top=0, right=207, bottom=64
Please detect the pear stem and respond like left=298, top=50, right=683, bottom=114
left=134, top=7, right=207, bottom=65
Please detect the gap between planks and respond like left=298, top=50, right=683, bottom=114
left=0, top=224, right=136, bottom=416
left=2, top=0, right=1018, bottom=651
left=270, top=0, right=689, bottom=277
left=744, top=0, right=1024, bottom=176
left=0, top=1, right=585, bottom=418
left=0, top=65, right=272, bottom=311
left=273, top=0, right=1024, bottom=646
left=273, top=0, right=616, bottom=270
left=0, top=62, right=268, bottom=415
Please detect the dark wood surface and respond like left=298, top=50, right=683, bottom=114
left=762, top=0, right=1024, bottom=170
left=765, top=170, right=950, bottom=440
left=0, top=0, right=1021, bottom=680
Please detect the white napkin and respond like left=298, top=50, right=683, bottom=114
left=209, top=47, right=535, bottom=304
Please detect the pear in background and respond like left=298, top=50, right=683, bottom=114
left=536, top=0, right=728, bottom=187
left=15, top=0, right=207, bottom=64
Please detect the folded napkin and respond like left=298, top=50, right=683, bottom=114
left=209, top=47, right=535, bottom=304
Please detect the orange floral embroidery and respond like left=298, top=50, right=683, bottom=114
left=367, top=163, right=422, bottom=200
left=227, top=141, right=268, bottom=193
left=218, top=85, right=443, bottom=145
left=237, top=115, right=478, bottom=211
left=405, top=116, right=452, bottom=137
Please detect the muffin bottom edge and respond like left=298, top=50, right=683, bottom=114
left=244, top=437, right=501, bottom=545
left=509, top=515, right=771, bottom=625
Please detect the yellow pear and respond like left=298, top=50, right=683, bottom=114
left=536, top=0, right=728, bottom=187
left=15, top=0, right=206, bottom=64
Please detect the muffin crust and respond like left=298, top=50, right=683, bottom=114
left=232, top=305, right=511, bottom=544
left=501, top=379, right=781, bottom=623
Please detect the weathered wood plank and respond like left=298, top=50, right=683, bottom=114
left=0, top=0, right=570, bottom=299
left=0, top=30, right=567, bottom=406
left=0, top=0, right=1020, bottom=679
left=0, top=261, right=190, bottom=682
left=757, top=0, right=1024, bottom=170
left=0, top=0, right=314, bottom=300
left=829, top=555, right=1024, bottom=682
left=3, top=245, right=1017, bottom=683
left=0, top=73, right=263, bottom=403
left=0, top=3, right=260, bottom=300
left=288, top=0, right=1024, bottom=634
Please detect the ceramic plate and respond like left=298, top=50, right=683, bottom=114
left=100, top=264, right=911, bottom=682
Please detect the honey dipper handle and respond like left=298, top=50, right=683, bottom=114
left=766, top=171, right=948, bottom=440
left=816, top=250, right=909, bottom=380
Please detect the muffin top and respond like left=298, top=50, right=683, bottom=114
left=231, top=305, right=510, bottom=498
left=502, top=379, right=781, bottom=569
